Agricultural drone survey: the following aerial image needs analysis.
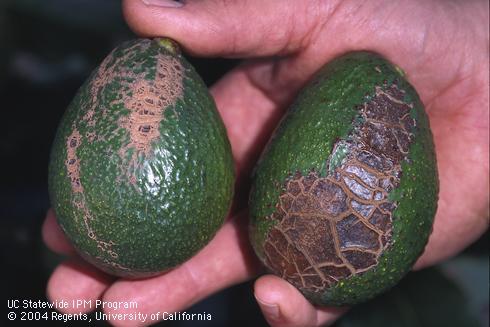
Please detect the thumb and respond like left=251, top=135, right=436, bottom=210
left=254, top=275, right=346, bottom=327
left=122, top=0, right=323, bottom=57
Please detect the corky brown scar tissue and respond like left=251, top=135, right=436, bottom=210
left=118, top=54, right=184, bottom=160
left=263, top=83, right=415, bottom=293
left=65, top=128, right=124, bottom=268
left=64, top=41, right=184, bottom=269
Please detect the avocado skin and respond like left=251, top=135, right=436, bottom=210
left=48, top=39, right=234, bottom=278
left=249, top=52, right=438, bottom=306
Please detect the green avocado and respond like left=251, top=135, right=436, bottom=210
left=48, top=38, right=234, bottom=278
left=249, top=51, right=438, bottom=306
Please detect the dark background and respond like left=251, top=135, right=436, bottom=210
left=1, top=1, right=488, bottom=326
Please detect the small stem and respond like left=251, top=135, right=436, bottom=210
left=154, top=38, right=181, bottom=55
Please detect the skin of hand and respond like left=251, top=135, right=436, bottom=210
left=42, top=0, right=489, bottom=326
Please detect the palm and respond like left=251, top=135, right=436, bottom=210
left=44, top=0, right=488, bottom=326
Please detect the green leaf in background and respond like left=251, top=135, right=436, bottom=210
left=335, top=256, right=487, bottom=327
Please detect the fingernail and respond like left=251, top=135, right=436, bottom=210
left=256, top=297, right=281, bottom=321
left=141, top=0, right=184, bottom=8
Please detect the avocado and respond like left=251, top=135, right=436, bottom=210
left=249, top=52, right=438, bottom=306
left=48, top=38, right=234, bottom=278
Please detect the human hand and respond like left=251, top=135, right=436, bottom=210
left=43, top=0, right=489, bottom=326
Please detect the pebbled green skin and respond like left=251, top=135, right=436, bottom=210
left=49, top=39, right=234, bottom=278
left=249, top=52, right=438, bottom=305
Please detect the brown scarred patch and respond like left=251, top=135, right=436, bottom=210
left=61, top=41, right=185, bottom=269
left=65, top=129, right=129, bottom=271
left=117, top=54, right=184, bottom=168
left=65, top=129, right=83, bottom=193
left=85, top=131, right=97, bottom=143
left=84, top=41, right=151, bottom=127
left=263, top=83, right=415, bottom=293
left=356, top=85, right=414, bottom=162
left=81, top=40, right=185, bottom=184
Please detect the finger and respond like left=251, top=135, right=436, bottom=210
left=42, top=208, right=77, bottom=256
left=210, top=63, right=280, bottom=178
left=209, top=58, right=335, bottom=212
left=101, top=211, right=260, bottom=327
left=122, top=0, right=322, bottom=57
left=47, top=259, right=115, bottom=314
left=413, top=193, right=489, bottom=270
left=209, top=55, right=342, bottom=173
left=210, top=65, right=282, bottom=211
left=254, top=275, right=347, bottom=327
left=413, top=98, right=489, bottom=270
left=123, top=0, right=357, bottom=170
